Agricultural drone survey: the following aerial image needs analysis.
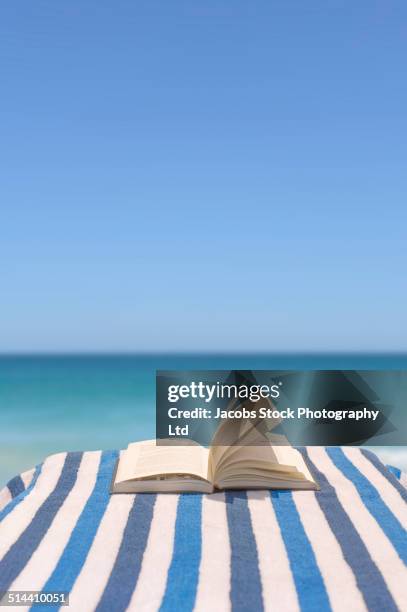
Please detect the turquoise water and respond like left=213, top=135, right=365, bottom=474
left=1, top=354, right=406, bottom=486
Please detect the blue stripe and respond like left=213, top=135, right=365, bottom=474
left=270, top=489, right=331, bottom=612
left=31, top=451, right=118, bottom=612
left=361, top=449, right=407, bottom=502
left=225, top=490, right=263, bottom=612
left=299, top=448, right=398, bottom=612
left=0, top=464, right=42, bottom=523
left=0, top=453, right=83, bottom=592
left=387, top=465, right=402, bottom=480
left=160, top=494, right=202, bottom=612
left=96, top=493, right=156, bottom=612
left=7, top=475, right=25, bottom=499
left=327, top=448, right=407, bottom=564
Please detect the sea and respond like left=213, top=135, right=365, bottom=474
left=1, top=354, right=406, bottom=487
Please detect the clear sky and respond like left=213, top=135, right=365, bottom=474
left=1, top=2, right=406, bottom=352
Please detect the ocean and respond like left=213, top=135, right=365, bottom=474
left=1, top=354, right=406, bottom=486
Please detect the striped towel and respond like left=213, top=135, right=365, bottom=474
left=0, top=448, right=406, bottom=612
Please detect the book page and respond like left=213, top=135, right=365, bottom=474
left=116, top=440, right=210, bottom=483
left=271, top=445, right=315, bottom=483
left=209, top=419, right=263, bottom=473
left=209, top=418, right=285, bottom=475
left=214, top=441, right=317, bottom=486
left=215, top=444, right=285, bottom=480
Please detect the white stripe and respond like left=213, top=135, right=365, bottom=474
left=128, top=494, right=179, bottom=612
left=194, top=492, right=230, bottom=612
left=308, top=447, right=407, bottom=609
left=69, top=493, right=134, bottom=611
left=248, top=490, right=299, bottom=612
left=20, top=468, right=35, bottom=489
left=0, top=486, right=12, bottom=513
left=342, top=448, right=407, bottom=529
left=10, top=452, right=100, bottom=591
left=292, top=490, right=366, bottom=612
left=0, top=453, right=67, bottom=560
left=401, top=472, right=407, bottom=489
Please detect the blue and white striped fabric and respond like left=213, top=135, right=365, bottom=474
left=0, top=447, right=406, bottom=612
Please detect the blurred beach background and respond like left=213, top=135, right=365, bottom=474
left=1, top=353, right=406, bottom=487
left=2, top=6, right=407, bottom=487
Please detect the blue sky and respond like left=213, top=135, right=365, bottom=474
left=1, top=2, right=406, bottom=352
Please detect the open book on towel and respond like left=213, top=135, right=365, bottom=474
left=111, top=416, right=318, bottom=493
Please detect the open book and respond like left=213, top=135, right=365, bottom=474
left=111, top=418, right=318, bottom=493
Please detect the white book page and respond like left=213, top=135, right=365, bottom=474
left=272, top=445, right=315, bottom=483
left=116, top=440, right=210, bottom=483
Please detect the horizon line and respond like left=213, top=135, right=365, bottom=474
left=1, top=350, right=407, bottom=357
